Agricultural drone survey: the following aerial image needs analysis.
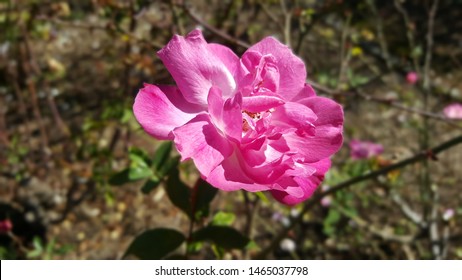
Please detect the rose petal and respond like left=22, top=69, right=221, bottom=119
left=207, top=87, right=242, bottom=142
left=246, top=37, right=306, bottom=100
left=173, top=114, right=233, bottom=177
left=282, top=96, right=343, bottom=162
left=157, top=29, right=237, bottom=106
left=291, top=83, right=317, bottom=101
left=271, top=102, right=317, bottom=135
left=270, top=159, right=331, bottom=205
left=242, top=95, right=285, bottom=112
left=206, top=153, right=271, bottom=192
left=133, top=84, right=201, bottom=140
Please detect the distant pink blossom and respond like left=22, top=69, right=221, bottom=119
left=321, top=196, right=332, bottom=207
left=406, top=72, right=419, bottom=85
left=443, top=103, right=462, bottom=120
left=320, top=185, right=332, bottom=207
left=442, top=208, right=455, bottom=221
left=133, top=29, right=344, bottom=205
left=349, top=139, right=383, bottom=160
left=0, top=219, right=13, bottom=233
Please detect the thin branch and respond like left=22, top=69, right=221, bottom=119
left=335, top=204, right=416, bottom=244
left=36, top=15, right=164, bottom=49
left=259, top=1, right=285, bottom=34
left=390, top=192, right=425, bottom=227
left=337, top=14, right=352, bottom=90
left=242, top=191, right=260, bottom=259
left=366, top=0, right=394, bottom=75
left=430, top=186, right=441, bottom=259
left=280, top=0, right=291, bottom=47
left=423, top=0, right=440, bottom=259
left=307, top=79, right=462, bottom=129
left=182, top=3, right=250, bottom=49
left=393, top=0, right=421, bottom=74
left=423, top=0, right=439, bottom=90
left=255, top=134, right=462, bottom=259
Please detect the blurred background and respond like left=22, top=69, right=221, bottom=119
left=1, top=0, right=462, bottom=260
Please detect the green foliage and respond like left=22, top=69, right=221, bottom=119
left=124, top=228, right=185, bottom=260
left=109, top=142, right=177, bottom=194
left=192, top=179, right=218, bottom=220
left=151, top=141, right=173, bottom=171
left=211, top=211, right=236, bottom=226
left=140, top=178, right=160, bottom=194
left=192, top=225, right=250, bottom=250
left=165, top=167, right=192, bottom=218
left=323, top=209, right=341, bottom=237
left=26, top=237, right=73, bottom=260
left=165, top=168, right=218, bottom=221
left=0, top=246, right=17, bottom=260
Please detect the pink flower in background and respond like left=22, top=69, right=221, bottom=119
left=0, top=219, right=13, bottom=234
left=406, top=72, right=419, bottom=85
left=443, top=103, right=462, bottom=120
left=442, top=208, right=455, bottom=221
left=349, top=139, right=383, bottom=160
left=133, top=29, right=343, bottom=205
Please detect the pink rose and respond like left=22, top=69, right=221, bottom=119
left=133, top=30, right=343, bottom=205
left=406, top=72, right=419, bottom=85
left=443, top=103, right=462, bottom=120
left=349, top=139, right=383, bottom=160
left=0, top=219, right=13, bottom=233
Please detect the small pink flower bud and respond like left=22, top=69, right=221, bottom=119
left=0, top=219, right=13, bottom=233
left=349, top=139, right=384, bottom=160
left=321, top=196, right=332, bottom=207
left=443, top=103, right=462, bottom=120
left=442, top=208, right=455, bottom=221
left=406, top=72, right=419, bottom=85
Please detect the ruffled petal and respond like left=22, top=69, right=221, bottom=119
left=133, top=84, right=201, bottom=140
left=299, top=96, right=344, bottom=127
left=246, top=37, right=306, bottom=100
left=157, top=29, right=237, bottom=106
left=207, top=87, right=242, bottom=142
left=283, top=96, right=343, bottom=162
left=173, top=114, right=233, bottom=177
left=242, top=95, right=285, bottom=112
left=270, top=159, right=331, bottom=205
left=206, top=153, right=271, bottom=192
left=291, top=83, right=317, bottom=101
left=271, top=102, right=317, bottom=135
left=208, top=43, right=240, bottom=83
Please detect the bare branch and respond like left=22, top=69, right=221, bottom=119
left=423, top=0, right=439, bottom=90
left=255, top=133, right=462, bottom=259
left=182, top=4, right=250, bottom=49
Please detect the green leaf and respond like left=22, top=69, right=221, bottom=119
left=141, top=177, right=161, bottom=194
left=211, top=211, right=235, bottom=226
left=157, top=155, right=180, bottom=178
left=108, top=169, right=131, bottom=185
left=165, top=167, right=192, bottom=219
left=254, top=192, right=269, bottom=203
left=109, top=165, right=153, bottom=186
left=192, top=179, right=218, bottom=220
left=323, top=209, right=341, bottom=236
left=128, top=165, right=153, bottom=181
left=27, top=237, right=44, bottom=259
left=152, top=142, right=172, bottom=171
left=128, top=148, right=153, bottom=180
left=124, top=228, right=185, bottom=260
left=129, top=147, right=151, bottom=167
left=192, top=226, right=250, bottom=249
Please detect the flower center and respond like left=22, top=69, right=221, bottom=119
left=241, top=109, right=275, bottom=134
left=242, top=110, right=260, bottom=132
